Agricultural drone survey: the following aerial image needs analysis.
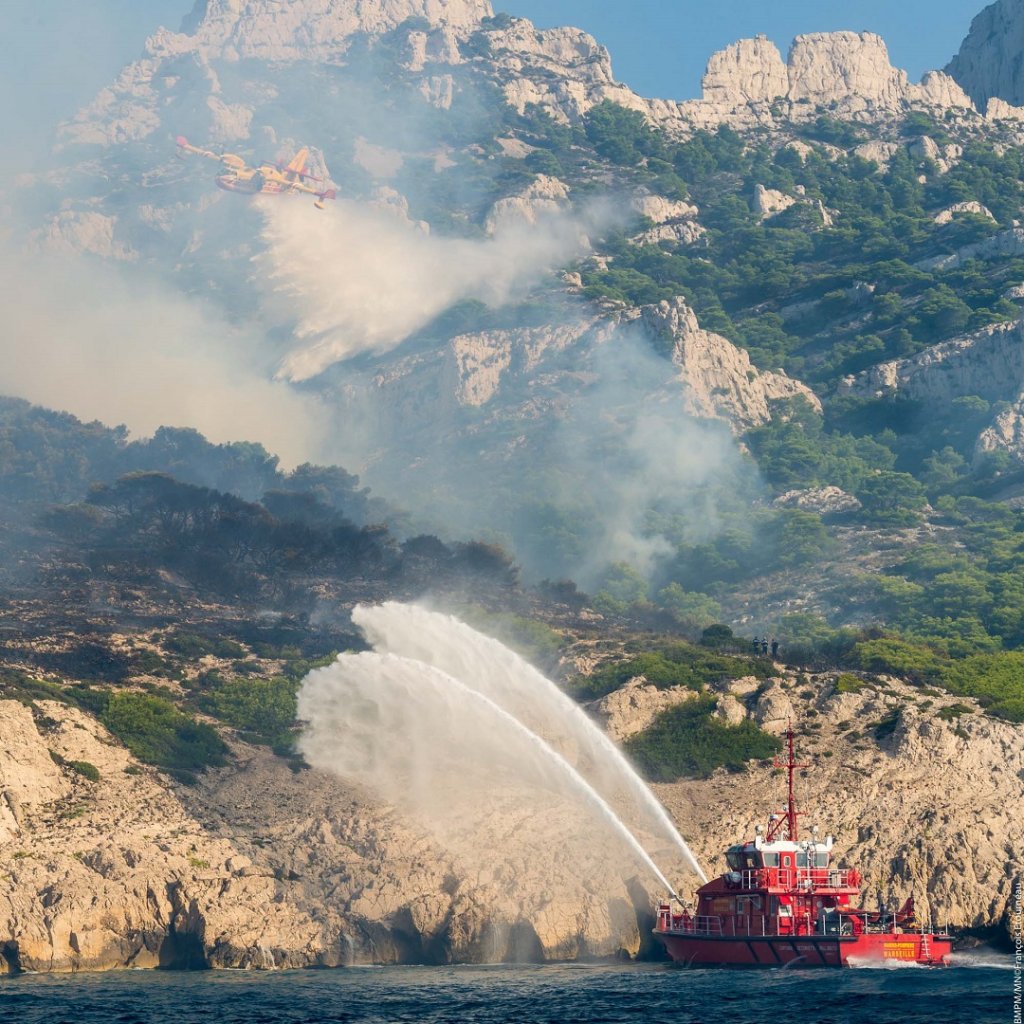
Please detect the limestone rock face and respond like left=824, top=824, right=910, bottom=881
left=489, top=19, right=650, bottom=124
left=840, top=318, right=1024, bottom=407
left=677, top=31, right=974, bottom=130
left=484, top=174, right=571, bottom=234
left=947, top=0, right=1024, bottom=110
left=629, top=193, right=704, bottom=246
left=0, top=699, right=651, bottom=972
left=752, top=184, right=798, bottom=220
left=154, top=0, right=493, bottom=62
left=32, top=212, right=138, bottom=262
left=639, top=299, right=821, bottom=431
left=773, top=486, right=862, bottom=515
left=933, top=201, right=995, bottom=226
left=701, top=35, right=788, bottom=106
left=590, top=678, right=698, bottom=743
left=786, top=32, right=907, bottom=109
left=839, top=317, right=1024, bottom=463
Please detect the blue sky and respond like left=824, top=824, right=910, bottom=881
left=0, top=1, right=984, bottom=166
left=509, top=1, right=981, bottom=99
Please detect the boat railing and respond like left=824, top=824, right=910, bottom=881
left=659, top=914, right=724, bottom=936
left=739, top=867, right=857, bottom=890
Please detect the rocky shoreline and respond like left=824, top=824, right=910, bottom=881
left=0, top=663, right=1019, bottom=974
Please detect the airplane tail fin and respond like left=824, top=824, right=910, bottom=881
left=314, top=188, right=337, bottom=210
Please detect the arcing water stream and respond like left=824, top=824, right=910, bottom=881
left=297, top=651, right=678, bottom=896
left=352, top=602, right=707, bottom=883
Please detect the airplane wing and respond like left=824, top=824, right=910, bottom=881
left=176, top=136, right=220, bottom=162
left=283, top=147, right=310, bottom=180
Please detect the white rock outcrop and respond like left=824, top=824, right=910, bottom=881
left=701, top=35, right=788, bottom=106
left=639, top=299, right=821, bottom=431
left=33, top=212, right=137, bottom=262
left=675, top=31, right=974, bottom=131
left=840, top=317, right=1024, bottom=463
left=0, top=699, right=655, bottom=971
left=933, top=201, right=995, bottom=226
left=590, top=678, right=698, bottom=743
left=947, top=0, right=1024, bottom=110
left=773, top=487, right=862, bottom=515
left=151, top=0, right=492, bottom=62
left=629, top=193, right=704, bottom=246
left=752, top=184, right=798, bottom=220
left=484, top=174, right=570, bottom=234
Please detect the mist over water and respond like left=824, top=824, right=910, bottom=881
left=352, top=603, right=707, bottom=882
left=297, top=650, right=676, bottom=894
left=297, top=603, right=706, bottom=896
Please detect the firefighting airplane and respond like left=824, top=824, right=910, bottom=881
left=175, top=136, right=337, bottom=209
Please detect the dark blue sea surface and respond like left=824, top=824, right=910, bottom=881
left=0, top=956, right=1011, bottom=1024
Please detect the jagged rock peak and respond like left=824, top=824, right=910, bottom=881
left=947, top=0, right=1024, bottom=111
left=683, top=29, right=972, bottom=126
left=155, top=0, right=493, bottom=60
left=701, top=35, right=788, bottom=106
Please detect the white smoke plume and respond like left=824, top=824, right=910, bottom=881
left=351, top=601, right=707, bottom=882
left=297, top=647, right=676, bottom=893
left=0, top=247, right=324, bottom=468
left=545, top=327, right=754, bottom=584
left=258, top=197, right=607, bottom=380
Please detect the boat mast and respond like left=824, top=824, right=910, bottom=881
left=785, top=727, right=798, bottom=841
left=771, top=723, right=808, bottom=842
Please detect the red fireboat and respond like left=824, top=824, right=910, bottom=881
left=654, top=728, right=952, bottom=967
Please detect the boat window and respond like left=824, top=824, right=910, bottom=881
left=743, top=853, right=762, bottom=869
left=726, top=852, right=742, bottom=870
left=761, top=852, right=779, bottom=867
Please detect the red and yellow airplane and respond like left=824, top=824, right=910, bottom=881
left=176, top=136, right=337, bottom=209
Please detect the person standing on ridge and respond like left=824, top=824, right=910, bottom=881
left=771, top=638, right=779, bottom=659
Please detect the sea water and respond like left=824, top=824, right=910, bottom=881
left=0, top=960, right=1009, bottom=1024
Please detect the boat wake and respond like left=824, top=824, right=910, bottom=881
left=947, top=950, right=1016, bottom=970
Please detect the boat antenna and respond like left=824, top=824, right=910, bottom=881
left=769, top=722, right=808, bottom=842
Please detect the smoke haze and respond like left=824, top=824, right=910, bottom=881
left=259, top=197, right=606, bottom=380
left=0, top=247, right=324, bottom=467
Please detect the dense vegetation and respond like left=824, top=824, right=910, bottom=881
left=569, top=642, right=773, bottom=701
left=625, top=696, right=781, bottom=780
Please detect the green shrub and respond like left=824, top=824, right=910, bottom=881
left=570, top=644, right=769, bottom=700
left=198, top=676, right=298, bottom=749
left=164, top=632, right=245, bottom=661
left=936, top=703, right=972, bottom=721
left=835, top=674, right=868, bottom=694
left=69, top=760, right=100, bottom=782
left=871, top=709, right=901, bottom=739
left=100, top=692, right=227, bottom=779
left=940, top=652, right=1024, bottom=721
left=625, top=696, right=781, bottom=780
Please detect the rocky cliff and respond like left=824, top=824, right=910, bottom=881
left=676, top=32, right=974, bottom=131
left=2, top=659, right=1019, bottom=972
left=947, top=0, right=1024, bottom=112
left=839, top=316, right=1024, bottom=463
left=0, top=698, right=651, bottom=971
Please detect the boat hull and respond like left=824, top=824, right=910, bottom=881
left=656, top=931, right=952, bottom=967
